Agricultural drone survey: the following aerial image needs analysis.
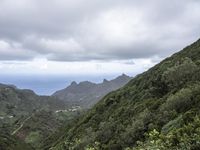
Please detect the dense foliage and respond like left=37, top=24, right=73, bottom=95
left=0, top=84, right=78, bottom=149
left=0, top=130, right=33, bottom=150
left=49, top=39, right=200, bottom=149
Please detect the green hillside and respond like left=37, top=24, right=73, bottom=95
left=0, top=84, right=78, bottom=149
left=0, top=130, right=33, bottom=150
left=50, top=39, right=200, bottom=150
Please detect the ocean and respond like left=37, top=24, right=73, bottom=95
left=0, top=74, right=117, bottom=95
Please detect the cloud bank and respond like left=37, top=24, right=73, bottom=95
left=0, top=0, right=200, bottom=61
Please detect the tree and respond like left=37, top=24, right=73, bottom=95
left=162, top=57, right=198, bottom=89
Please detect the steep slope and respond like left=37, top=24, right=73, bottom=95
left=52, top=74, right=132, bottom=108
left=50, top=39, right=200, bottom=149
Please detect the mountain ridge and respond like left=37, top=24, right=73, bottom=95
left=52, top=74, right=132, bottom=108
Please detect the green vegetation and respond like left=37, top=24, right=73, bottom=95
left=48, top=39, right=200, bottom=149
left=0, top=84, right=79, bottom=149
left=25, top=131, right=41, bottom=146
left=133, top=114, right=200, bottom=150
left=16, top=109, right=82, bottom=149
left=1, top=39, right=200, bottom=150
left=0, top=130, right=33, bottom=150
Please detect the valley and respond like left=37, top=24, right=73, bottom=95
left=1, top=1, right=200, bottom=149
left=0, top=74, right=131, bottom=149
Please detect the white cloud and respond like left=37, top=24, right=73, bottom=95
left=0, top=0, right=199, bottom=62
left=0, top=0, right=200, bottom=75
left=79, top=7, right=146, bottom=49
left=0, top=58, right=157, bottom=76
left=0, top=41, right=10, bottom=49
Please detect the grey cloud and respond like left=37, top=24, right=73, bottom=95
left=0, top=0, right=200, bottom=61
left=0, top=40, right=36, bottom=61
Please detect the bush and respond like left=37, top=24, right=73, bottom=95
left=162, top=57, right=198, bottom=89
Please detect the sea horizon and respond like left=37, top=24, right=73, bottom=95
left=0, top=73, right=132, bottom=96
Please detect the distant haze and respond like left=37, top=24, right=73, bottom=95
left=0, top=74, right=130, bottom=95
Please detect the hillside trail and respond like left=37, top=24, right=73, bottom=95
left=11, top=114, right=34, bottom=135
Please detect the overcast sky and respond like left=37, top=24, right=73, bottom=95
left=0, top=0, right=200, bottom=76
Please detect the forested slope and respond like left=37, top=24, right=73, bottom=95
left=0, top=84, right=73, bottom=149
left=0, top=131, right=33, bottom=150
left=50, top=39, right=200, bottom=150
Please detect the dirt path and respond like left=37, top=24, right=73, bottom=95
left=11, top=115, right=33, bottom=135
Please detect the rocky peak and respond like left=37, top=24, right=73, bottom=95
left=103, top=79, right=109, bottom=83
left=70, top=81, right=77, bottom=86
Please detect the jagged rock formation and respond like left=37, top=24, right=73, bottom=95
left=52, top=74, right=132, bottom=108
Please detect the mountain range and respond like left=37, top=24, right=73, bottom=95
left=52, top=74, right=132, bottom=108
